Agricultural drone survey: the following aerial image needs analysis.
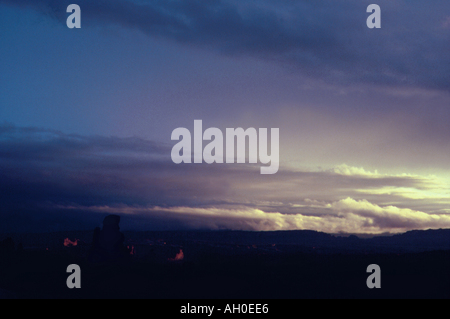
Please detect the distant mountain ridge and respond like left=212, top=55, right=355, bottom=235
left=1, top=228, right=449, bottom=254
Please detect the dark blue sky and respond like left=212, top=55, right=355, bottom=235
left=1, top=0, right=450, bottom=234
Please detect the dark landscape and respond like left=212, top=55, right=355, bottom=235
left=1, top=228, right=449, bottom=299
left=1, top=0, right=450, bottom=303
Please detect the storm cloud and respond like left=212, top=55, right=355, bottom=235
left=1, top=125, right=449, bottom=234
left=1, top=0, right=449, bottom=91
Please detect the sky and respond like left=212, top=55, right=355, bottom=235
left=0, top=0, right=449, bottom=234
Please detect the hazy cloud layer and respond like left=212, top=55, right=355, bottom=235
left=1, top=125, right=449, bottom=233
left=1, top=0, right=449, bottom=91
left=64, top=199, right=450, bottom=234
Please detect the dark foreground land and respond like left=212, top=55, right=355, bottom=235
left=0, top=229, right=449, bottom=299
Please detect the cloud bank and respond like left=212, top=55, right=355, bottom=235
left=63, top=197, right=450, bottom=234
left=1, top=0, right=449, bottom=91
left=1, top=125, right=449, bottom=234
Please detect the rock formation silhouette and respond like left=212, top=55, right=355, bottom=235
left=88, top=215, right=129, bottom=263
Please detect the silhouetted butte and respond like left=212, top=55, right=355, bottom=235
left=88, top=215, right=129, bottom=262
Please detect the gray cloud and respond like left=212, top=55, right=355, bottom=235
left=1, top=0, right=449, bottom=91
left=1, top=125, right=448, bottom=233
